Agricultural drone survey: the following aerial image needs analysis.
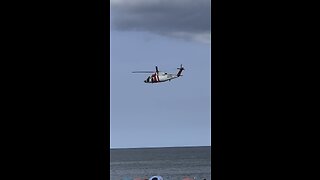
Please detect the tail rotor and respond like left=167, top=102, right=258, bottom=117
left=177, top=64, right=184, bottom=77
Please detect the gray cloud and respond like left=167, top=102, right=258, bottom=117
left=111, top=0, right=211, bottom=44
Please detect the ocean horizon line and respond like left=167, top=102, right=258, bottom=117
left=110, top=145, right=211, bottom=150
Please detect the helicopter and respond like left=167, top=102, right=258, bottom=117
left=132, top=64, right=185, bottom=83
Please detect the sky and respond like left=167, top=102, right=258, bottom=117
left=110, top=0, right=211, bottom=148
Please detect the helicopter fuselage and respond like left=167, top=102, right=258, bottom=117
left=133, top=64, right=184, bottom=83
left=144, top=73, right=178, bottom=83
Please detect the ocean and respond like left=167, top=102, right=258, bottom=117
left=110, top=146, right=211, bottom=180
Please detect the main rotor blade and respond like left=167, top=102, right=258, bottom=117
left=132, top=71, right=155, bottom=73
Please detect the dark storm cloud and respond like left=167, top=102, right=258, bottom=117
left=111, top=0, right=211, bottom=43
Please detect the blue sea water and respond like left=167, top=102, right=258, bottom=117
left=110, top=146, right=211, bottom=180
